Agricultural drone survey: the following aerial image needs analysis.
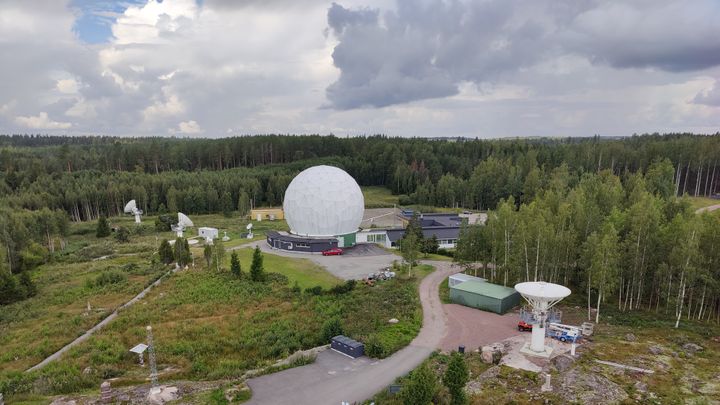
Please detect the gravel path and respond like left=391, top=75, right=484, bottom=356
left=245, top=260, right=455, bottom=405
left=695, top=203, right=720, bottom=214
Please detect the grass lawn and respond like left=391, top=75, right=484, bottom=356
left=228, top=246, right=341, bottom=290
left=362, top=186, right=399, bottom=208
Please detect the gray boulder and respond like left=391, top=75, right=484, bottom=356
left=625, top=333, right=637, bottom=342
left=552, top=354, right=575, bottom=372
left=648, top=345, right=663, bottom=355
left=682, top=343, right=703, bottom=354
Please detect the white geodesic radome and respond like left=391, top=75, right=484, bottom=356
left=283, top=165, right=365, bottom=237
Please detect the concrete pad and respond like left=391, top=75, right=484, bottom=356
left=440, top=304, right=520, bottom=352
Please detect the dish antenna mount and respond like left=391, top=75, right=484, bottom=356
left=514, top=281, right=571, bottom=357
left=171, top=212, right=194, bottom=237
left=124, top=199, right=143, bottom=224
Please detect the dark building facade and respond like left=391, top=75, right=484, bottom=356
left=266, top=230, right=337, bottom=253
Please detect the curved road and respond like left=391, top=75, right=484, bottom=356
left=246, top=260, right=455, bottom=405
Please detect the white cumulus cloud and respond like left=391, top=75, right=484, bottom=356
left=15, top=112, right=71, bottom=129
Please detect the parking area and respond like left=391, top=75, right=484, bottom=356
left=440, top=303, right=520, bottom=352
left=245, top=241, right=401, bottom=280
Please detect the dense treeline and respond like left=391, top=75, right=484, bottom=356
left=2, top=134, right=720, bottom=217
left=455, top=159, right=720, bottom=326
left=2, top=133, right=720, bottom=313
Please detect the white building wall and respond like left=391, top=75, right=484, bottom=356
left=356, top=229, right=391, bottom=248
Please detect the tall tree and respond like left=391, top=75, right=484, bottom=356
left=230, top=252, right=242, bottom=278
left=159, top=239, right=174, bottom=264
left=250, top=246, right=265, bottom=281
left=583, top=220, right=621, bottom=323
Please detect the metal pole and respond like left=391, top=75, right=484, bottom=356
left=146, top=326, right=158, bottom=387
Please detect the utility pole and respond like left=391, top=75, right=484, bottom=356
left=146, top=326, right=158, bottom=387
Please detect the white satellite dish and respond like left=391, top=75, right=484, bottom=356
left=246, top=223, right=253, bottom=230
left=124, top=199, right=143, bottom=224
left=172, top=212, right=194, bottom=237
left=178, top=213, right=194, bottom=227
left=246, top=222, right=254, bottom=239
left=515, top=282, right=571, bottom=358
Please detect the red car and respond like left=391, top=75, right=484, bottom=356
left=322, top=247, right=343, bottom=256
left=518, top=321, right=533, bottom=332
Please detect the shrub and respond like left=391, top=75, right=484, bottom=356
left=90, top=270, right=127, bottom=288
left=114, top=227, right=130, bottom=243
left=96, top=215, right=110, bottom=238
left=329, top=279, right=356, bottom=295
left=399, top=363, right=438, bottom=405
left=321, top=317, right=344, bottom=342
left=304, top=285, right=324, bottom=296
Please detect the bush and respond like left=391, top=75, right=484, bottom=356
left=96, top=215, right=110, bottom=238
left=90, top=270, right=127, bottom=288
left=437, top=248, right=454, bottom=258
left=304, top=285, right=324, bottom=296
left=329, top=279, right=356, bottom=295
left=114, top=227, right=130, bottom=243
left=321, top=317, right=344, bottom=342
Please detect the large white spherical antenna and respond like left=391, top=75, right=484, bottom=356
left=514, top=281, right=571, bottom=357
left=283, top=165, right=364, bottom=237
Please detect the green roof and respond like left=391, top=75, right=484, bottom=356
left=451, top=281, right=518, bottom=299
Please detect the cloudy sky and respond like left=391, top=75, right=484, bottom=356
left=0, top=0, right=719, bottom=138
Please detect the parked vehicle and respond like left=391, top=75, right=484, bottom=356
left=517, top=321, right=533, bottom=332
left=547, top=323, right=581, bottom=343
left=322, top=247, right=343, bottom=256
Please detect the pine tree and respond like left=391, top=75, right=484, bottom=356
left=96, top=215, right=110, bottom=238
left=399, top=362, right=438, bottom=405
left=174, top=237, right=187, bottom=266
left=443, top=352, right=469, bottom=405
left=250, top=246, right=265, bottom=281
left=203, top=244, right=212, bottom=267
left=221, top=191, right=234, bottom=218
left=0, top=269, right=20, bottom=305
left=230, top=252, right=242, bottom=278
left=159, top=239, right=174, bottom=264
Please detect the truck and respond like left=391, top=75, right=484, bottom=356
left=547, top=323, right=581, bottom=343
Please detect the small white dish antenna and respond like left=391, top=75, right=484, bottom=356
left=246, top=223, right=254, bottom=239
left=172, top=213, right=194, bottom=237
left=515, top=281, right=571, bottom=358
left=246, top=223, right=253, bottom=230
left=124, top=199, right=143, bottom=224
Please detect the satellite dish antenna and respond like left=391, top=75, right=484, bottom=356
left=124, top=199, right=143, bottom=224
left=172, top=212, right=194, bottom=237
left=246, top=223, right=253, bottom=230
left=246, top=222, right=254, bottom=239
left=514, top=281, right=571, bottom=358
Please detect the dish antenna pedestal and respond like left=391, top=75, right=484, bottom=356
left=515, top=282, right=571, bottom=358
left=124, top=200, right=143, bottom=224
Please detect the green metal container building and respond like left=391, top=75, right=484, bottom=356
left=449, top=281, right=521, bottom=314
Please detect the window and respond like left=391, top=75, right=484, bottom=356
left=295, top=242, right=309, bottom=248
left=367, top=233, right=386, bottom=243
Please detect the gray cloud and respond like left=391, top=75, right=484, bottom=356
left=326, top=0, right=720, bottom=109
left=694, top=79, right=720, bottom=106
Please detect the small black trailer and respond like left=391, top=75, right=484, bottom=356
left=330, top=335, right=364, bottom=358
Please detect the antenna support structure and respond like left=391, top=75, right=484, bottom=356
left=146, top=326, right=159, bottom=388
left=514, top=281, right=571, bottom=358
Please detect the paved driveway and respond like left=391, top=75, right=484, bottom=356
left=245, top=261, right=455, bottom=405
left=440, top=304, right=520, bottom=352
left=236, top=241, right=401, bottom=280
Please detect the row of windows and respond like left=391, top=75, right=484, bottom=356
left=367, top=234, right=387, bottom=243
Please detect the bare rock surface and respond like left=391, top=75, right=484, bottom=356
left=557, top=369, right=629, bottom=404
left=551, top=354, right=575, bottom=372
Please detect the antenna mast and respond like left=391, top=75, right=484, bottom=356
left=146, top=326, right=159, bottom=387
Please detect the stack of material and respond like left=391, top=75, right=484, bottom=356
left=100, top=382, right=112, bottom=404
left=581, top=322, right=594, bottom=336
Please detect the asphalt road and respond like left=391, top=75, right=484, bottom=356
left=245, top=260, right=455, bottom=405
